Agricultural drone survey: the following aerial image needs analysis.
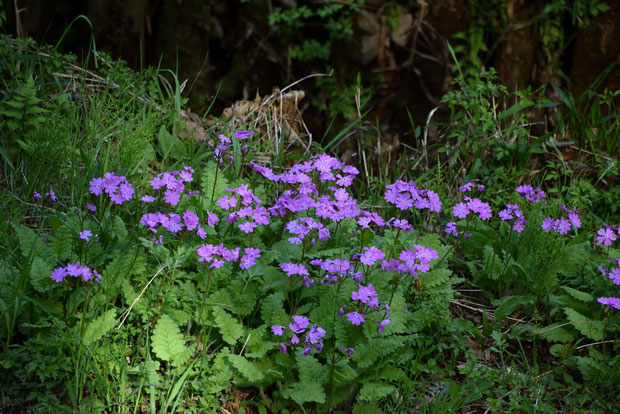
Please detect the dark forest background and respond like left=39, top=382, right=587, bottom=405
left=3, top=0, right=619, bottom=145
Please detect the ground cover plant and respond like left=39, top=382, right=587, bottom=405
left=1, top=33, right=619, bottom=413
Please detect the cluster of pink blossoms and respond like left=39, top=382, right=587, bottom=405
left=51, top=262, right=101, bottom=283
left=272, top=315, right=326, bottom=355
left=384, top=180, right=442, bottom=212
left=89, top=172, right=134, bottom=205
left=147, top=164, right=195, bottom=206
left=196, top=244, right=260, bottom=269
left=217, top=185, right=269, bottom=234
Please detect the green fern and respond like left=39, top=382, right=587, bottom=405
left=83, top=309, right=117, bottom=345
left=29, top=256, right=53, bottom=293
left=151, top=314, right=192, bottom=367
left=200, top=161, right=230, bottom=205
left=261, top=292, right=289, bottom=326
left=357, top=382, right=397, bottom=402
left=213, top=306, right=244, bottom=345
left=227, top=354, right=264, bottom=382
left=564, top=307, right=604, bottom=341
left=353, top=338, right=402, bottom=369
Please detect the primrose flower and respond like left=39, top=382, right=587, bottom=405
left=378, top=319, right=391, bottom=333
left=346, top=311, right=366, bottom=326
left=87, top=203, right=97, bottom=212
left=597, top=297, right=620, bottom=311
left=452, top=203, right=470, bottom=219
left=596, top=228, right=617, bottom=247
left=32, top=192, right=41, bottom=201
left=280, top=262, right=309, bottom=277
left=271, top=325, right=286, bottom=336
left=445, top=221, right=458, bottom=236
left=351, top=283, right=379, bottom=308
left=233, top=130, right=254, bottom=139
left=360, top=246, right=385, bottom=266
left=183, top=210, right=199, bottom=231
left=79, top=230, right=93, bottom=242
left=47, top=188, right=57, bottom=202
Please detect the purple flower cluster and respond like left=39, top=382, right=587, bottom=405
left=218, top=185, right=269, bottom=234
left=89, top=172, right=135, bottom=205
left=272, top=315, right=326, bottom=355
left=498, top=204, right=527, bottom=233
left=78, top=230, right=96, bottom=242
left=359, top=246, right=386, bottom=266
left=459, top=179, right=484, bottom=193
left=149, top=164, right=195, bottom=206
left=351, top=283, right=379, bottom=308
left=309, top=258, right=362, bottom=284
left=239, top=248, right=261, bottom=270
left=196, top=243, right=241, bottom=269
left=286, top=217, right=330, bottom=245
left=451, top=197, right=492, bottom=221
left=211, top=131, right=253, bottom=163
left=597, top=297, right=620, bottom=311
left=51, top=262, right=101, bottom=283
left=516, top=184, right=546, bottom=203
left=140, top=209, right=212, bottom=239
left=598, top=258, right=620, bottom=285
left=596, top=227, right=618, bottom=247
left=381, top=244, right=438, bottom=277
left=541, top=207, right=581, bottom=235
left=384, top=180, right=442, bottom=212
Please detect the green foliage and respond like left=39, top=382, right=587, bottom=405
left=151, top=314, right=193, bottom=367
left=82, top=309, right=117, bottom=345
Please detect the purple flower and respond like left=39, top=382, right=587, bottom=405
left=279, top=343, right=288, bottom=353
left=360, top=246, right=385, bottom=266
left=140, top=195, right=156, bottom=203
left=378, top=319, right=391, bottom=333
left=452, top=203, right=470, bottom=219
left=79, top=230, right=93, bottom=242
left=289, top=315, right=310, bottom=333
left=47, top=188, right=57, bottom=202
left=346, top=312, right=365, bottom=326
left=32, top=192, right=41, bottom=201
left=352, top=283, right=379, bottom=308
left=89, top=178, right=105, bottom=196
left=541, top=217, right=555, bottom=232
left=51, top=267, right=67, bottom=283
left=163, top=189, right=181, bottom=206
left=305, top=325, right=326, bottom=344
left=554, top=218, right=571, bottom=235
left=280, top=262, right=309, bottom=277
left=87, top=203, right=97, bottom=212
left=271, top=325, right=286, bottom=336
left=596, top=228, right=617, bottom=247
left=233, top=130, right=254, bottom=140
left=183, top=210, right=199, bottom=231
left=217, top=195, right=237, bottom=210
left=445, top=221, right=458, bottom=236
left=161, top=213, right=184, bottom=233
left=597, top=297, right=620, bottom=310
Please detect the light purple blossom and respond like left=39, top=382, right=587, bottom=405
left=346, top=312, right=365, bottom=326
left=597, top=297, right=620, bottom=310
left=79, top=230, right=93, bottom=242
left=360, top=246, right=385, bottom=266
left=596, top=228, right=617, bottom=247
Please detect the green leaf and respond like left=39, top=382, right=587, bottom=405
left=357, top=382, right=397, bottom=402
left=532, top=322, right=576, bottom=343
left=419, top=267, right=451, bottom=289
left=112, top=216, right=128, bottom=240
left=83, top=309, right=117, bottom=345
left=564, top=308, right=604, bottom=341
left=227, top=354, right=264, bottom=382
left=213, top=307, right=244, bottom=345
left=200, top=161, right=229, bottom=204
left=152, top=314, right=191, bottom=367
left=286, top=381, right=326, bottom=404
left=260, top=292, right=289, bottom=326
left=560, top=286, right=593, bottom=303
left=494, top=295, right=533, bottom=321
left=30, top=256, right=53, bottom=293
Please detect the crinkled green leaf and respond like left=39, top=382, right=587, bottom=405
left=227, top=354, right=264, bottom=382
left=560, top=286, right=593, bottom=303
left=357, top=382, right=397, bottom=402
left=152, top=314, right=191, bottom=367
left=213, top=307, right=244, bottom=345
left=30, top=256, right=53, bottom=292
left=83, top=309, right=117, bottom=345
left=564, top=307, right=604, bottom=341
